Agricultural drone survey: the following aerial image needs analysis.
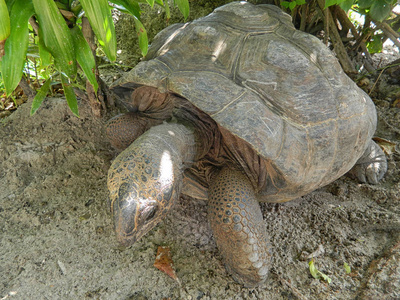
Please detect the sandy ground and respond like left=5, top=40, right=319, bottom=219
left=0, top=79, right=399, bottom=300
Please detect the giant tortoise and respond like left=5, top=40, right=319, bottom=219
left=106, top=2, right=387, bottom=287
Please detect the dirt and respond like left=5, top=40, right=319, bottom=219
left=0, top=78, right=399, bottom=300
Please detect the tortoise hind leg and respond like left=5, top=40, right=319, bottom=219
left=208, top=167, right=271, bottom=287
left=349, top=140, right=387, bottom=184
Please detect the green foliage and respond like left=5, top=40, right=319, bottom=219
left=71, top=26, right=98, bottom=93
left=174, top=0, right=189, bottom=19
left=0, top=0, right=10, bottom=42
left=367, top=34, right=384, bottom=54
left=281, top=0, right=305, bottom=10
left=61, top=73, right=79, bottom=117
left=1, top=0, right=34, bottom=96
left=33, top=0, right=77, bottom=79
left=367, top=0, right=393, bottom=22
left=343, top=262, right=351, bottom=274
left=340, top=0, right=396, bottom=22
left=0, top=0, right=189, bottom=116
left=110, top=0, right=148, bottom=56
left=30, top=77, right=52, bottom=115
left=280, top=0, right=397, bottom=22
left=80, top=0, right=116, bottom=61
left=339, top=0, right=354, bottom=11
left=309, top=259, right=332, bottom=284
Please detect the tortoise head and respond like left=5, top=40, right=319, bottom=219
left=110, top=183, right=155, bottom=246
left=107, top=145, right=178, bottom=247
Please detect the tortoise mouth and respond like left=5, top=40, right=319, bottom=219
left=115, top=231, right=138, bottom=247
left=114, top=221, right=156, bottom=247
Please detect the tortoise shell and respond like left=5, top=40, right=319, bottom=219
left=112, top=2, right=377, bottom=202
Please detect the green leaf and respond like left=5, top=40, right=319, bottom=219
left=109, top=0, right=141, bottom=18
left=70, top=26, right=98, bottom=93
left=367, top=34, right=383, bottom=53
left=174, top=0, right=189, bottom=19
left=309, top=259, right=332, bottom=284
left=31, top=77, right=51, bottom=115
left=146, top=0, right=155, bottom=7
left=370, top=0, right=392, bottom=22
left=289, top=1, right=296, bottom=10
left=339, top=0, right=354, bottom=11
left=1, top=0, right=34, bottom=96
left=320, top=272, right=332, bottom=284
left=358, top=0, right=374, bottom=9
left=344, top=262, right=351, bottom=274
left=296, top=0, right=306, bottom=5
left=324, top=0, right=338, bottom=9
left=32, top=0, right=77, bottom=79
left=109, top=0, right=148, bottom=56
left=133, top=17, right=148, bottom=56
left=55, top=1, right=69, bottom=10
left=309, top=259, right=319, bottom=279
left=0, top=0, right=11, bottom=41
left=281, top=1, right=291, bottom=9
left=5, top=0, right=15, bottom=11
left=61, top=74, right=79, bottom=117
left=80, top=0, right=116, bottom=62
left=38, top=34, right=52, bottom=67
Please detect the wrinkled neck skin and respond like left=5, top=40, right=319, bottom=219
left=108, top=122, right=197, bottom=247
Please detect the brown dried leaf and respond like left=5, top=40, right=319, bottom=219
left=154, top=246, right=179, bottom=282
left=373, top=137, right=397, bottom=155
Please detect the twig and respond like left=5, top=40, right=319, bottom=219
left=81, top=17, right=103, bottom=117
left=369, top=60, right=400, bottom=95
left=369, top=68, right=386, bottom=96
left=299, top=3, right=308, bottom=32
left=316, top=0, right=356, bottom=74
left=19, top=77, right=35, bottom=101
left=335, top=7, right=373, bottom=64
left=375, top=21, right=400, bottom=51
left=28, top=17, right=39, bottom=35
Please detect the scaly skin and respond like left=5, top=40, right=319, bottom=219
left=106, top=112, right=162, bottom=151
left=208, top=167, right=271, bottom=287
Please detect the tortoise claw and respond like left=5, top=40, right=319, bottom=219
left=349, top=140, right=387, bottom=184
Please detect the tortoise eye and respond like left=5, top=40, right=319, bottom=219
left=141, top=204, right=158, bottom=223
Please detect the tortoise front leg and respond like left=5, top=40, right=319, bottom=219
left=208, top=167, right=271, bottom=287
